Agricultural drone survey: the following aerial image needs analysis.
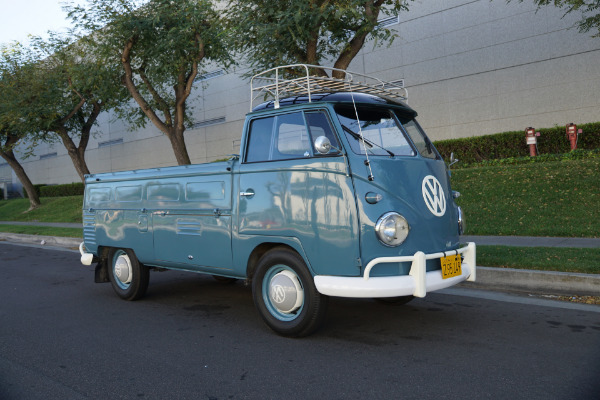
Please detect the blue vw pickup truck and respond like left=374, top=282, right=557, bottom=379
left=80, top=65, right=475, bottom=337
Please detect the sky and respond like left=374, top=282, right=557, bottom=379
left=0, top=0, right=71, bottom=46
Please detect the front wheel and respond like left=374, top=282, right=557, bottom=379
left=107, top=248, right=149, bottom=301
left=252, top=248, right=328, bottom=337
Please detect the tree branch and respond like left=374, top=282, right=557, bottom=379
left=332, top=0, right=383, bottom=77
left=183, top=33, right=205, bottom=98
left=79, top=100, right=102, bottom=152
left=59, top=97, right=86, bottom=126
left=137, top=65, right=173, bottom=127
left=121, top=36, right=170, bottom=135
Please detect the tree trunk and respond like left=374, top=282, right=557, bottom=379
left=56, top=128, right=91, bottom=182
left=331, top=1, right=383, bottom=79
left=0, top=149, right=41, bottom=210
left=167, top=126, right=192, bottom=165
left=332, top=32, right=369, bottom=78
left=122, top=37, right=193, bottom=166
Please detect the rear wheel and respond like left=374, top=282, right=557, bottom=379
left=107, top=248, right=149, bottom=301
left=252, top=248, right=328, bottom=337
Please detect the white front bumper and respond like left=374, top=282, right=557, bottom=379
left=314, top=242, right=476, bottom=298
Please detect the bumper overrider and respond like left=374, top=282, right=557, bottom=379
left=314, top=242, right=476, bottom=298
left=80, top=242, right=94, bottom=266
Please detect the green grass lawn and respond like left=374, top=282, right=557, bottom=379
left=451, top=158, right=599, bottom=237
left=0, top=196, right=83, bottom=223
left=477, top=245, right=600, bottom=274
left=0, top=224, right=82, bottom=238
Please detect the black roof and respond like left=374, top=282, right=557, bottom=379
left=252, top=92, right=416, bottom=115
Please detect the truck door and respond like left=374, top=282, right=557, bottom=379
left=237, top=110, right=360, bottom=277
left=152, top=173, right=234, bottom=272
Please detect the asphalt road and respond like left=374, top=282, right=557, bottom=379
left=1, top=242, right=599, bottom=400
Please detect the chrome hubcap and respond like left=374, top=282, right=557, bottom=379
left=114, top=254, right=133, bottom=285
left=269, top=270, right=303, bottom=314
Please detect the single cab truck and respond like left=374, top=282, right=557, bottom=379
left=80, top=65, right=476, bottom=337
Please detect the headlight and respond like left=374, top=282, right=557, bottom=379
left=375, top=212, right=410, bottom=247
left=458, top=206, right=465, bottom=235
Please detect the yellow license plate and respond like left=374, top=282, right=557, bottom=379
left=441, top=254, right=462, bottom=279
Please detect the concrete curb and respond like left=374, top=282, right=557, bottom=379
left=461, top=235, right=600, bottom=248
left=461, top=266, right=600, bottom=296
left=0, top=232, right=81, bottom=249
left=1, top=233, right=598, bottom=296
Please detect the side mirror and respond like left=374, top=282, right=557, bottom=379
left=314, top=136, right=332, bottom=154
left=449, top=152, right=459, bottom=168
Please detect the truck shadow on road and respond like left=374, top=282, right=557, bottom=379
left=101, top=269, right=489, bottom=343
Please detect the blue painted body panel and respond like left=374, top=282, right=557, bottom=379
left=83, top=93, right=462, bottom=281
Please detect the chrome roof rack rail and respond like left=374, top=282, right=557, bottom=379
left=250, top=64, right=407, bottom=111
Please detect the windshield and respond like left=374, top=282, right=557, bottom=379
left=335, top=105, right=415, bottom=157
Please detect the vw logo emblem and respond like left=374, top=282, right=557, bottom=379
left=422, top=175, right=446, bottom=217
left=271, top=285, right=286, bottom=304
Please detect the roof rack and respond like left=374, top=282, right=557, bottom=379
left=250, top=64, right=407, bottom=111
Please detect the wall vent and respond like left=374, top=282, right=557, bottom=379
left=389, top=79, right=405, bottom=88
left=98, top=138, right=123, bottom=148
left=39, top=152, right=57, bottom=160
left=378, top=15, right=399, bottom=28
left=196, top=69, right=225, bottom=82
left=190, top=117, right=226, bottom=129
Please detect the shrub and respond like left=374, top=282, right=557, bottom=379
left=434, top=122, right=600, bottom=164
left=23, top=184, right=46, bottom=199
left=461, top=148, right=600, bottom=168
left=40, top=182, right=85, bottom=197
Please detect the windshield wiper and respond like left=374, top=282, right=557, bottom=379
left=341, top=125, right=395, bottom=157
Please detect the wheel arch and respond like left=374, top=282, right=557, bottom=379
left=245, top=240, right=314, bottom=282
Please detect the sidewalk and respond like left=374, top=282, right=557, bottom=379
left=0, top=221, right=81, bottom=229
left=461, top=235, right=600, bottom=249
left=0, top=222, right=598, bottom=296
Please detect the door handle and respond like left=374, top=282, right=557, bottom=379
left=240, top=190, right=255, bottom=198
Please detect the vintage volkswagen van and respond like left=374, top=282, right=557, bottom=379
left=80, top=65, right=475, bottom=336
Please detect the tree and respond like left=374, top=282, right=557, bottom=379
left=517, top=1, right=600, bottom=37
left=225, top=0, right=412, bottom=78
left=23, top=34, right=129, bottom=182
left=0, top=45, right=42, bottom=210
left=67, top=0, right=233, bottom=165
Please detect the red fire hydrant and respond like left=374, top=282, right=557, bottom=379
left=525, top=127, right=540, bottom=157
left=566, top=123, right=581, bottom=150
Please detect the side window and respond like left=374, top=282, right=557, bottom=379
left=244, top=110, right=338, bottom=163
left=397, top=116, right=438, bottom=160
left=245, top=116, right=274, bottom=163
left=275, top=112, right=311, bottom=158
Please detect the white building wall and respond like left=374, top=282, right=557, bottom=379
left=1, top=0, right=599, bottom=186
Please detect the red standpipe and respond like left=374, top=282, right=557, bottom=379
left=525, top=127, right=538, bottom=157
left=566, top=123, right=578, bottom=150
